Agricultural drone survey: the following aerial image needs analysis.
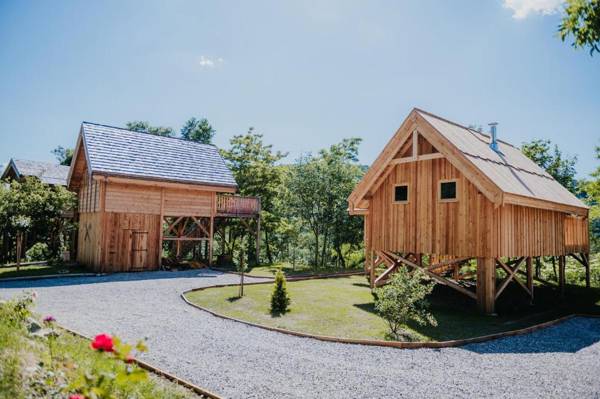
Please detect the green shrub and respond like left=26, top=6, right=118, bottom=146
left=26, top=242, right=50, bottom=261
left=374, top=268, right=437, bottom=341
left=270, top=269, right=290, bottom=314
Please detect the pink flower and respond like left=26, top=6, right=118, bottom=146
left=43, top=315, right=56, bottom=323
left=90, top=334, right=114, bottom=352
left=125, top=354, right=135, bottom=364
left=69, top=395, right=85, bottom=399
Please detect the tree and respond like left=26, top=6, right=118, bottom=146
left=270, top=268, right=290, bottom=314
left=374, top=268, right=437, bottom=341
left=125, top=121, right=174, bottom=137
left=578, top=144, right=600, bottom=251
left=221, top=128, right=287, bottom=264
left=0, top=177, right=76, bottom=264
left=287, top=138, right=364, bottom=269
left=52, top=146, right=74, bottom=166
left=180, top=117, right=215, bottom=144
left=559, top=0, right=600, bottom=55
left=521, top=139, right=578, bottom=193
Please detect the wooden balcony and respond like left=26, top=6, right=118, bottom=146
left=216, top=194, right=260, bottom=217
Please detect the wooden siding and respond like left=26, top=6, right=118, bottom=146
left=163, top=189, right=213, bottom=217
left=105, top=183, right=162, bottom=214
left=564, top=215, right=589, bottom=253
left=368, top=157, right=587, bottom=258
left=78, top=174, right=100, bottom=213
left=77, top=212, right=103, bottom=267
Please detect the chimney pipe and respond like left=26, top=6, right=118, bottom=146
left=489, top=122, right=499, bottom=152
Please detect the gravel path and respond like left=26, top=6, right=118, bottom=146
left=2, top=270, right=600, bottom=399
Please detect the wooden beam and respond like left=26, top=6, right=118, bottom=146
left=583, top=253, right=591, bottom=289
left=101, top=175, right=237, bottom=194
left=389, top=153, right=444, bottom=165
left=158, top=188, right=165, bottom=269
left=503, top=193, right=588, bottom=217
left=426, top=257, right=471, bottom=272
left=385, top=251, right=476, bottom=300
left=559, top=255, right=566, bottom=297
left=526, top=257, right=534, bottom=301
left=495, top=257, right=528, bottom=299
left=477, top=257, right=496, bottom=314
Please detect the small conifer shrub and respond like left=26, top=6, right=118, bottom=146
left=270, top=269, right=290, bottom=314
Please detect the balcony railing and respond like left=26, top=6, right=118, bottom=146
left=216, top=195, right=260, bottom=217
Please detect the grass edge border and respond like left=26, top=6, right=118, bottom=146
left=181, top=278, right=600, bottom=350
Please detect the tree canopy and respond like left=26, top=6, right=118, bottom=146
left=521, top=139, right=578, bottom=193
left=52, top=146, right=74, bottom=166
left=125, top=121, right=174, bottom=137
left=559, top=0, right=600, bottom=55
left=180, top=117, right=215, bottom=144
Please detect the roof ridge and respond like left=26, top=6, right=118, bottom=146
left=81, top=121, right=219, bottom=149
left=413, top=108, right=518, bottom=149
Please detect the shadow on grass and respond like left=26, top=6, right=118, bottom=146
left=227, top=296, right=242, bottom=302
left=352, top=282, right=371, bottom=288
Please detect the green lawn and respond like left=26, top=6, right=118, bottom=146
left=185, top=275, right=600, bottom=342
left=0, top=263, right=90, bottom=280
left=216, top=262, right=362, bottom=278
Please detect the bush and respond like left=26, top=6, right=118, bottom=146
left=374, top=268, right=437, bottom=341
left=26, top=242, right=50, bottom=261
left=270, top=269, right=290, bottom=314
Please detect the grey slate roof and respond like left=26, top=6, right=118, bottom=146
left=81, top=122, right=238, bottom=188
left=1, top=159, right=70, bottom=186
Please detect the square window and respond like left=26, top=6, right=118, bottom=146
left=394, top=185, right=408, bottom=203
left=440, top=181, right=457, bottom=201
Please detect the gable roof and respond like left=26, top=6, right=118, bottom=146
left=349, top=108, right=587, bottom=215
left=1, top=159, right=70, bottom=186
left=73, top=122, right=237, bottom=189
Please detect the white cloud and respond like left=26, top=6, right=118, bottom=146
left=502, top=0, right=564, bottom=19
left=197, top=55, right=224, bottom=69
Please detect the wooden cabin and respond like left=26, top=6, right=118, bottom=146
left=68, top=122, right=260, bottom=272
left=348, top=108, right=590, bottom=314
left=2, top=159, right=70, bottom=186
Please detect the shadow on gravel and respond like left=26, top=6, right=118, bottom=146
left=464, top=317, right=600, bottom=354
left=0, top=269, right=225, bottom=290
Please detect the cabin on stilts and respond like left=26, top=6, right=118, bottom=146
left=68, top=122, right=260, bottom=272
left=348, top=108, right=590, bottom=314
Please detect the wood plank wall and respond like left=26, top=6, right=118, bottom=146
left=76, top=179, right=216, bottom=272
left=368, top=157, right=588, bottom=258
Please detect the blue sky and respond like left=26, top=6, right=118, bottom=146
left=0, top=0, right=598, bottom=177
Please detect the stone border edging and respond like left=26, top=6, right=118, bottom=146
left=0, top=273, right=101, bottom=283
left=181, top=278, right=600, bottom=349
left=58, top=324, right=222, bottom=399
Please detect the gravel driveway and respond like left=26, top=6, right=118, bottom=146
left=2, top=270, right=599, bottom=399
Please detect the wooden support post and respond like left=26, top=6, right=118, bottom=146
left=208, top=216, right=214, bottom=266
left=526, top=257, right=534, bottom=302
left=15, top=231, right=22, bottom=272
left=369, top=250, right=375, bottom=288
left=158, top=188, right=164, bottom=269
left=583, top=252, right=590, bottom=289
left=255, top=215, right=261, bottom=264
left=415, top=253, right=422, bottom=266
left=558, top=255, right=566, bottom=297
left=477, top=257, right=496, bottom=314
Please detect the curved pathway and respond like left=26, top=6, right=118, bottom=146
left=1, top=270, right=600, bottom=398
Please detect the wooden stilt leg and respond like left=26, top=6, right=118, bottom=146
left=208, top=215, right=214, bottom=266
left=583, top=253, right=590, bottom=289
left=526, top=257, right=533, bottom=302
left=558, top=255, right=565, bottom=297
left=477, top=257, right=496, bottom=314
left=370, top=250, right=375, bottom=289
left=255, top=215, right=260, bottom=264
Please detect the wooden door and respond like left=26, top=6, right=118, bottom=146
left=130, top=231, right=148, bottom=270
